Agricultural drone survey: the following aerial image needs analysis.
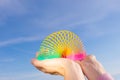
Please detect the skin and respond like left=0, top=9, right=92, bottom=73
left=32, top=53, right=107, bottom=80
left=31, top=53, right=85, bottom=80
left=77, top=55, right=106, bottom=80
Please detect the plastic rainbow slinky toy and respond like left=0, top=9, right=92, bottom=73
left=37, top=30, right=86, bottom=61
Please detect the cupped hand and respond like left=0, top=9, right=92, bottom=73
left=77, top=55, right=106, bottom=80
left=32, top=58, right=68, bottom=76
left=31, top=53, right=85, bottom=80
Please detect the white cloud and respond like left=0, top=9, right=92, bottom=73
left=0, top=36, right=43, bottom=47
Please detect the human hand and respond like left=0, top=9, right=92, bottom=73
left=77, top=55, right=106, bottom=80
left=31, top=58, right=66, bottom=75
left=31, top=53, right=85, bottom=80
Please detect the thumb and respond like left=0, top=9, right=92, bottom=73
left=31, top=58, right=45, bottom=68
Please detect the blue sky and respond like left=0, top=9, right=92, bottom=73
left=0, top=0, right=120, bottom=80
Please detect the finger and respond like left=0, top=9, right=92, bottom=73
left=80, top=54, right=96, bottom=63
left=75, top=60, right=81, bottom=65
left=31, top=58, right=45, bottom=67
left=41, top=58, right=64, bottom=66
left=87, top=55, right=96, bottom=60
left=75, top=60, right=83, bottom=69
left=50, top=72, right=59, bottom=75
left=31, top=59, right=47, bottom=72
left=37, top=68, right=46, bottom=72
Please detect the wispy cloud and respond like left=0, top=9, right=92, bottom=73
left=0, top=36, right=43, bottom=47
left=0, top=72, right=63, bottom=80
left=11, top=47, right=35, bottom=54
left=0, top=0, right=26, bottom=23
left=33, top=9, right=107, bottom=29
left=32, top=2, right=105, bottom=30
left=32, top=0, right=120, bottom=30
left=0, top=58, right=15, bottom=62
left=0, top=0, right=26, bottom=14
left=0, top=72, right=41, bottom=80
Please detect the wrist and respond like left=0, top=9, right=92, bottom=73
left=64, top=62, right=85, bottom=80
